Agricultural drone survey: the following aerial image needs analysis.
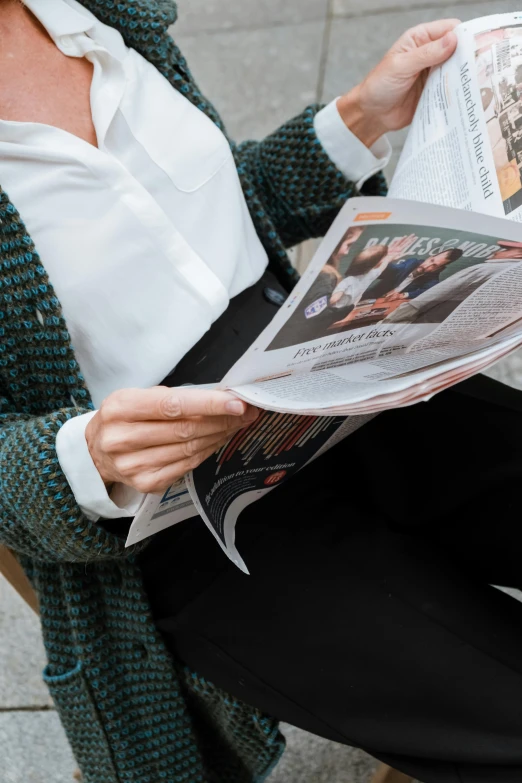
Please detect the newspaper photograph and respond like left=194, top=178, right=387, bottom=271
left=473, top=21, right=522, bottom=215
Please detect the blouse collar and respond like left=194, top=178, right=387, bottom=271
left=22, top=0, right=95, bottom=40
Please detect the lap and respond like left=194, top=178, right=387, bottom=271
left=141, top=376, right=522, bottom=783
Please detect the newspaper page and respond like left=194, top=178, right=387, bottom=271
left=185, top=413, right=372, bottom=571
left=220, top=196, right=522, bottom=413
left=389, top=13, right=522, bottom=221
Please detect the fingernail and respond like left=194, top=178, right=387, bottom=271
left=226, top=400, right=246, bottom=415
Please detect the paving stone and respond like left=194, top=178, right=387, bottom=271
left=323, top=0, right=518, bottom=112
left=0, top=711, right=77, bottom=783
left=0, top=576, right=51, bottom=709
left=174, top=0, right=329, bottom=35
left=483, top=349, right=522, bottom=389
left=270, top=724, right=379, bottom=783
left=174, top=22, right=325, bottom=141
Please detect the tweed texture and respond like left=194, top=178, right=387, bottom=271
left=0, top=1, right=387, bottom=781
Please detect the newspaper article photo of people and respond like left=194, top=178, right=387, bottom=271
left=267, top=222, right=522, bottom=351
left=474, top=22, right=522, bottom=215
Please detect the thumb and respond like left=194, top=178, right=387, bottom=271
left=397, top=30, right=458, bottom=78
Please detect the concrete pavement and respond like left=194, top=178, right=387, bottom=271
left=3, top=1, right=522, bottom=781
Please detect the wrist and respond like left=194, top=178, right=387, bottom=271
left=85, top=413, right=113, bottom=488
left=336, top=86, right=387, bottom=149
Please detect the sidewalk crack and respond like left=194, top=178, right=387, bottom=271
left=0, top=705, right=54, bottom=713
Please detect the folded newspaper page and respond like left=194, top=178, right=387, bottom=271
left=125, top=477, right=198, bottom=547
left=389, top=12, right=522, bottom=219
left=185, top=414, right=372, bottom=572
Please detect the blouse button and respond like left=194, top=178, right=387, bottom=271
left=263, top=287, right=286, bottom=307
left=59, top=35, right=75, bottom=54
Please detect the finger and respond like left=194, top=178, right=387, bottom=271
left=103, top=386, right=258, bottom=422
left=114, top=413, right=258, bottom=449
left=116, top=431, right=237, bottom=477
left=394, top=28, right=458, bottom=77
left=390, top=20, right=460, bottom=54
left=410, top=19, right=461, bottom=46
left=139, top=439, right=230, bottom=494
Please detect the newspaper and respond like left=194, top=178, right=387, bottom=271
left=126, top=16, right=522, bottom=569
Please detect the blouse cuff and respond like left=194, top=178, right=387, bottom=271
left=314, top=98, right=392, bottom=189
left=56, top=411, right=144, bottom=522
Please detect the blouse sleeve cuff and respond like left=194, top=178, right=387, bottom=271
left=314, top=98, right=392, bottom=189
left=56, top=411, right=144, bottom=522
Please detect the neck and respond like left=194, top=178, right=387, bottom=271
left=0, top=1, right=28, bottom=24
left=0, top=1, right=43, bottom=51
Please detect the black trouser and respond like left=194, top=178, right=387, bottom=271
left=139, top=274, right=522, bottom=783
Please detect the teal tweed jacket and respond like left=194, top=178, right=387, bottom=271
left=0, top=2, right=387, bottom=781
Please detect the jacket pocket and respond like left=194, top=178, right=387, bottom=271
left=43, top=662, right=116, bottom=783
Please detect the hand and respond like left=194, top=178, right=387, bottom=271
left=85, top=386, right=259, bottom=494
left=382, top=291, right=408, bottom=302
left=385, top=233, right=417, bottom=263
left=337, top=20, right=459, bottom=147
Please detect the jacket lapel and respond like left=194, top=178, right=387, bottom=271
left=78, top=0, right=178, bottom=56
left=0, top=188, right=93, bottom=415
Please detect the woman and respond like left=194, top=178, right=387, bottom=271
left=4, top=3, right=522, bottom=783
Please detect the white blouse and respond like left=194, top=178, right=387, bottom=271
left=331, top=264, right=388, bottom=310
left=0, top=0, right=391, bottom=521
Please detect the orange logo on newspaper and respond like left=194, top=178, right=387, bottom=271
left=264, top=471, right=287, bottom=486
left=354, top=211, right=392, bottom=222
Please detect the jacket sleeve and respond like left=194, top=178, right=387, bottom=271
left=234, top=104, right=388, bottom=249
left=0, top=399, right=139, bottom=564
